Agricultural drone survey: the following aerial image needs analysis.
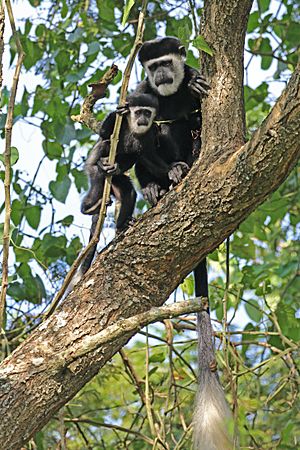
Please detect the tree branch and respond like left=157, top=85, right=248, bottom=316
left=53, top=298, right=207, bottom=366
left=71, top=64, right=119, bottom=134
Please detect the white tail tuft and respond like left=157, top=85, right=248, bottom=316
left=193, top=368, right=233, bottom=450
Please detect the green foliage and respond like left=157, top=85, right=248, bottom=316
left=193, top=35, right=213, bottom=56
left=1, top=0, right=299, bottom=448
left=122, top=0, right=136, bottom=26
left=0, top=147, right=19, bottom=166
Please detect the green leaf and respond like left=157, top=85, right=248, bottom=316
left=149, top=352, right=165, bottom=363
left=11, top=199, right=24, bottom=226
left=122, top=0, right=135, bottom=26
left=258, top=0, right=270, bottom=12
left=35, top=24, right=46, bottom=38
left=245, top=299, right=263, bottom=323
left=259, top=38, right=273, bottom=70
left=57, top=215, right=74, bottom=227
left=86, top=41, right=101, bottom=56
left=55, top=50, right=72, bottom=75
left=178, top=23, right=191, bottom=47
left=180, top=275, right=195, bottom=297
left=247, top=11, right=260, bottom=33
left=66, top=66, right=88, bottom=83
left=286, top=22, right=300, bottom=47
left=67, top=28, right=84, bottom=43
left=42, top=141, right=63, bottom=160
left=66, top=236, right=82, bottom=265
left=186, top=50, right=199, bottom=70
left=7, top=282, right=27, bottom=301
left=0, top=147, right=19, bottom=166
left=49, top=176, right=71, bottom=203
left=56, top=120, right=77, bottom=145
left=193, top=35, right=213, bottom=56
left=71, top=168, right=88, bottom=193
left=25, top=205, right=41, bottom=230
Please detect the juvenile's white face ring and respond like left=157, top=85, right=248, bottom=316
left=144, top=54, right=185, bottom=96
left=127, top=106, right=157, bottom=135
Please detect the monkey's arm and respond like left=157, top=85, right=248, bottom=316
left=135, top=160, right=166, bottom=206
left=99, top=111, right=117, bottom=140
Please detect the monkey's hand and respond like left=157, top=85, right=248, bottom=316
left=188, top=75, right=210, bottom=98
left=116, top=102, right=130, bottom=116
left=142, top=182, right=165, bottom=206
left=98, top=158, right=121, bottom=176
left=168, top=161, right=190, bottom=185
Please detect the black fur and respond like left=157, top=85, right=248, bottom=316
left=134, top=36, right=208, bottom=299
left=81, top=94, right=160, bottom=230
left=138, top=36, right=185, bottom=63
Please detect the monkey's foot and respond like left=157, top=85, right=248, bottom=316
left=116, top=217, right=136, bottom=235
left=188, top=75, right=211, bottom=97
left=81, top=196, right=102, bottom=215
left=168, top=161, right=190, bottom=185
left=142, top=182, right=163, bottom=206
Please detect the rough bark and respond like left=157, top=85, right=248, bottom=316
left=0, top=2, right=300, bottom=449
left=200, top=0, right=253, bottom=167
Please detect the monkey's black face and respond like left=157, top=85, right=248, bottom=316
left=144, top=54, right=185, bottom=96
left=127, top=106, right=156, bottom=135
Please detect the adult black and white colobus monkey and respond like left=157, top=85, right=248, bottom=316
left=133, top=37, right=232, bottom=450
left=134, top=37, right=207, bottom=203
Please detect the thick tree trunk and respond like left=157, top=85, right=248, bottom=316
left=200, top=0, right=253, bottom=166
left=0, top=1, right=300, bottom=448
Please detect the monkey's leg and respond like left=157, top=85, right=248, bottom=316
left=112, top=175, right=137, bottom=232
left=81, top=167, right=105, bottom=215
left=80, top=214, right=99, bottom=276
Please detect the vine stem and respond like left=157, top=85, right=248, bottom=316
left=44, top=0, right=148, bottom=319
left=0, top=0, right=25, bottom=330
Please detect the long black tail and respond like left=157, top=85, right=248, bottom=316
left=193, top=259, right=232, bottom=450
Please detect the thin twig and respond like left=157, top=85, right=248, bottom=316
left=0, top=0, right=25, bottom=329
left=64, top=417, right=154, bottom=446
left=0, top=1, right=4, bottom=99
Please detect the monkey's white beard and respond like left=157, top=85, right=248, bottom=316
left=145, top=54, right=185, bottom=96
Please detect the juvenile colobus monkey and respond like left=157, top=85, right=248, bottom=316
left=81, top=93, right=160, bottom=232
left=79, top=92, right=184, bottom=277
left=133, top=37, right=232, bottom=450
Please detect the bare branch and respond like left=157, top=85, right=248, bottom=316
left=55, top=298, right=207, bottom=365
left=71, top=64, right=119, bottom=134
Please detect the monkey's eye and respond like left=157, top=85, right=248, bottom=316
left=161, top=60, right=172, bottom=68
left=143, top=110, right=151, bottom=118
left=148, top=63, right=157, bottom=72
